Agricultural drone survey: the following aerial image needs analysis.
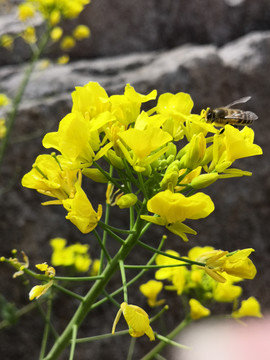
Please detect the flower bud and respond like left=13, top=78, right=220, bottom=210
left=190, top=173, right=218, bottom=189
left=116, top=193, right=137, bottom=209
left=82, top=168, right=108, bottom=183
left=184, top=132, right=206, bottom=169
left=160, top=161, right=180, bottom=190
left=107, top=149, right=124, bottom=169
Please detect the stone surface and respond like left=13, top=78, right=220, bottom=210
left=1, top=0, right=270, bottom=64
left=0, top=5, right=270, bottom=359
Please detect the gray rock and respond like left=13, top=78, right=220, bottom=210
left=1, top=0, right=270, bottom=64
left=0, top=29, right=270, bottom=360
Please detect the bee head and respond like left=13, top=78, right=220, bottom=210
left=205, top=108, right=215, bottom=123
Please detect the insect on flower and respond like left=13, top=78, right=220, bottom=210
left=205, top=96, right=258, bottom=127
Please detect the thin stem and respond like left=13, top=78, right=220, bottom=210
left=98, top=221, right=125, bottom=245
left=93, top=228, right=111, bottom=264
left=141, top=317, right=192, bottom=360
left=127, top=337, right=136, bottom=360
left=102, top=289, right=120, bottom=309
left=137, top=240, right=205, bottom=267
left=54, top=275, right=103, bottom=282
left=0, top=26, right=51, bottom=170
left=119, top=260, right=128, bottom=303
left=39, top=292, right=54, bottom=360
left=155, top=334, right=190, bottom=350
left=99, top=222, right=136, bottom=235
left=124, top=264, right=188, bottom=270
left=75, top=330, right=129, bottom=344
left=69, top=325, right=78, bottom=360
left=149, top=305, right=169, bottom=324
left=52, top=283, right=84, bottom=302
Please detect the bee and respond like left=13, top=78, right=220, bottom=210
left=205, top=96, right=258, bottom=127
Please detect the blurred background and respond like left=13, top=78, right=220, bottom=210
left=0, top=0, right=270, bottom=359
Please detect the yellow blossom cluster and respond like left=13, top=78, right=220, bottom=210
left=50, top=237, right=92, bottom=272
left=140, top=246, right=262, bottom=320
left=1, top=0, right=90, bottom=64
left=22, top=82, right=262, bottom=239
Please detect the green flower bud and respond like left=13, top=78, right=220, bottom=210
left=107, top=149, right=124, bottom=169
left=160, top=161, right=180, bottom=190
left=184, top=133, right=206, bottom=169
left=116, top=193, right=138, bottom=209
left=190, top=173, right=218, bottom=189
left=82, top=168, right=108, bottom=183
left=166, top=142, right=177, bottom=158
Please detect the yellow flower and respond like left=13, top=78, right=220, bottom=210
left=224, top=125, right=263, bottom=162
left=141, top=190, right=214, bottom=241
left=71, top=81, right=110, bottom=120
left=196, top=248, right=257, bottom=283
left=112, top=302, right=155, bottom=341
left=18, top=3, right=35, bottom=21
left=0, top=119, right=7, bottom=139
left=57, top=55, right=70, bottom=64
left=42, top=112, right=95, bottom=163
left=110, top=84, right=157, bottom=127
left=118, top=126, right=172, bottom=171
left=21, top=154, right=80, bottom=203
left=29, top=261, right=56, bottom=301
left=29, top=280, right=54, bottom=301
left=36, top=262, right=56, bottom=277
left=73, top=25, right=90, bottom=40
left=0, top=93, right=10, bottom=107
left=50, top=238, right=92, bottom=272
left=209, top=125, right=262, bottom=173
left=21, top=27, right=37, bottom=44
left=213, top=281, right=242, bottom=302
left=189, top=298, right=210, bottom=320
left=156, top=92, right=194, bottom=140
left=50, top=27, right=63, bottom=42
left=222, top=249, right=257, bottom=280
left=60, top=36, right=75, bottom=50
left=62, top=182, right=102, bottom=233
left=0, top=34, right=14, bottom=50
left=155, top=250, right=187, bottom=294
left=139, top=280, right=165, bottom=307
left=232, top=297, right=262, bottom=319
left=90, top=259, right=100, bottom=276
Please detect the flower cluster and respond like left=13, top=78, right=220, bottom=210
left=22, top=82, right=262, bottom=240
left=50, top=237, right=92, bottom=272
left=1, top=0, right=90, bottom=64
left=140, top=246, right=262, bottom=320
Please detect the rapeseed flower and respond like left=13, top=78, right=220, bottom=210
left=141, top=190, right=214, bottom=241
left=112, top=302, right=155, bottom=341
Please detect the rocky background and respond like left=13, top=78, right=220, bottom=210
left=0, top=0, right=270, bottom=359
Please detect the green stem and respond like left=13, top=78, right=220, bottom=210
left=43, top=215, right=146, bottom=360
left=69, top=325, right=78, bottom=360
left=138, top=240, right=205, bottom=267
left=54, top=275, right=103, bottom=282
left=90, top=235, right=165, bottom=311
left=127, top=337, right=136, bottom=360
left=141, top=317, right=191, bottom=360
left=119, top=260, right=128, bottom=303
left=39, top=292, right=54, bottom=360
left=0, top=26, right=51, bottom=170
left=75, top=330, right=129, bottom=343
left=52, top=283, right=84, bottom=302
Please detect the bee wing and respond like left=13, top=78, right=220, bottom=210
left=224, top=111, right=258, bottom=120
left=225, top=96, right=251, bottom=108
